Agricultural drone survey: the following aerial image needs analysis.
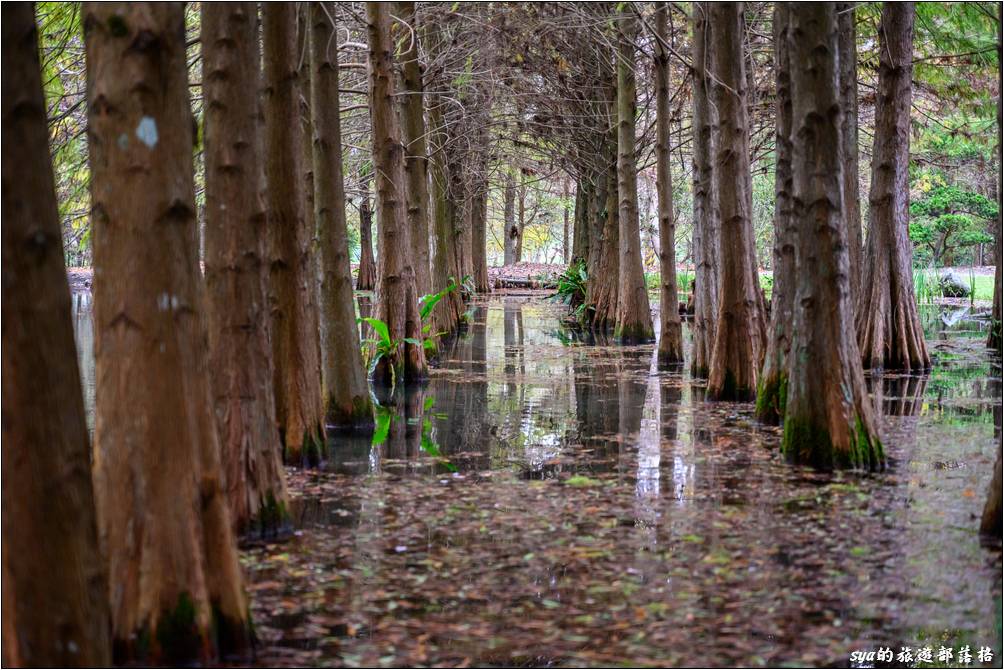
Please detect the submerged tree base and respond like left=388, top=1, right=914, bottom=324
left=114, top=593, right=252, bottom=666
left=615, top=322, right=655, bottom=345
left=325, top=394, right=375, bottom=434
left=781, top=414, right=884, bottom=471
left=755, top=373, right=787, bottom=425
left=283, top=424, right=327, bottom=468
left=239, top=489, right=293, bottom=544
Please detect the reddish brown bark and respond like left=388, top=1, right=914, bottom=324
left=614, top=11, right=654, bottom=343
left=654, top=2, right=683, bottom=363
left=755, top=3, right=795, bottom=424
left=263, top=3, right=327, bottom=462
left=837, top=2, right=862, bottom=305
left=707, top=2, right=766, bottom=401
left=783, top=2, right=882, bottom=470
left=368, top=2, right=428, bottom=386
left=356, top=165, right=377, bottom=291
left=426, top=68, right=464, bottom=337
left=690, top=2, right=719, bottom=378
left=84, top=2, right=251, bottom=662
left=310, top=0, right=373, bottom=429
left=2, top=5, right=110, bottom=665
left=856, top=2, right=930, bottom=372
left=471, top=179, right=491, bottom=293
left=396, top=1, right=432, bottom=298
left=203, top=2, right=289, bottom=537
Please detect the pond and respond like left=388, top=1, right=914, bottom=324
left=71, top=292, right=1002, bottom=667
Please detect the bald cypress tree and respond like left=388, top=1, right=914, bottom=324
left=2, top=5, right=110, bottom=665
left=85, top=3, right=252, bottom=661
left=782, top=2, right=882, bottom=470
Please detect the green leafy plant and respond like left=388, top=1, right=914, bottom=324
left=359, top=280, right=460, bottom=390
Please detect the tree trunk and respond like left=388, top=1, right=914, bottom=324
left=311, top=0, right=373, bottom=429
left=571, top=179, right=590, bottom=264
left=503, top=172, right=518, bottom=266
left=837, top=2, right=862, bottom=305
left=395, top=1, right=432, bottom=298
left=2, top=5, right=110, bottom=665
left=425, top=68, right=463, bottom=338
left=515, top=178, right=526, bottom=263
left=471, top=180, right=490, bottom=292
left=614, top=12, right=654, bottom=343
left=263, top=3, right=327, bottom=464
left=203, top=2, right=289, bottom=538
left=84, top=3, right=252, bottom=662
left=367, top=2, right=428, bottom=387
left=589, top=147, right=620, bottom=330
left=856, top=2, right=930, bottom=372
left=356, top=164, right=377, bottom=290
left=654, top=2, right=683, bottom=363
left=707, top=2, right=766, bottom=401
left=690, top=2, right=719, bottom=378
left=783, top=2, right=882, bottom=470
left=755, top=3, right=795, bottom=424
left=563, top=177, right=571, bottom=264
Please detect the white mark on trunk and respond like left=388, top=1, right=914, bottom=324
left=136, top=117, right=158, bottom=148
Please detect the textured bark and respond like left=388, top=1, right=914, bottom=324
left=755, top=3, right=795, bottom=424
left=263, top=3, right=327, bottom=464
left=84, top=3, right=252, bottom=662
left=783, top=3, right=882, bottom=471
left=690, top=2, right=719, bottom=378
left=571, top=180, right=590, bottom=264
left=426, top=77, right=463, bottom=337
left=654, top=2, right=683, bottom=363
left=368, top=2, right=428, bottom=386
left=203, top=2, right=289, bottom=537
left=311, top=1, right=373, bottom=429
left=356, top=165, right=377, bottom=290
left=837, top=2, right=862, bottom=304
left=471, top=180, right=490, bottom=293
left=707, top=2, right=766, bottom=401
left=856, top=2, right=930, bottom=372
left=589, top=149, right=620, bottom=330
left=395, top=1, right=432, bottom=298
left=563, top=177, right=571, bottom=264
left=2, top=5, right=110, bottom=665
left=614, top=12, right=654, bottom=343
left=503, top=172, right=519, bottom=266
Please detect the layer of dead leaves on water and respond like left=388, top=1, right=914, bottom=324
left=243, top=423, right=1001, bottom=667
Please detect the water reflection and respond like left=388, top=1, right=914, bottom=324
left=69, top=291, right=1002, bottom=665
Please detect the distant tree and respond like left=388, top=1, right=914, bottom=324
left=2, top=5, right=110, bottom=665
left=614, top=10, right=654, bottom=343
left=84, top=3, right=252, bottom=661
left=756, top=2, right=795, bottom=424
left=908, top=184, right=996, bottom=266
left=654, top=2, right=683, bottom=364
left=707, top=2, right=766, bottom=401
left=356, top=164, right=377, bottom=291
left=837, top=2, right=863, bottom=303
left=857, top=2, right=930, bottom=372
left=689, top=1, right=719, bottom=378
left=396, top=1, right=432, bottom=298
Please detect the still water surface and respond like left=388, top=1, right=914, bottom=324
left=71, top=293, right=1002, bottom=667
